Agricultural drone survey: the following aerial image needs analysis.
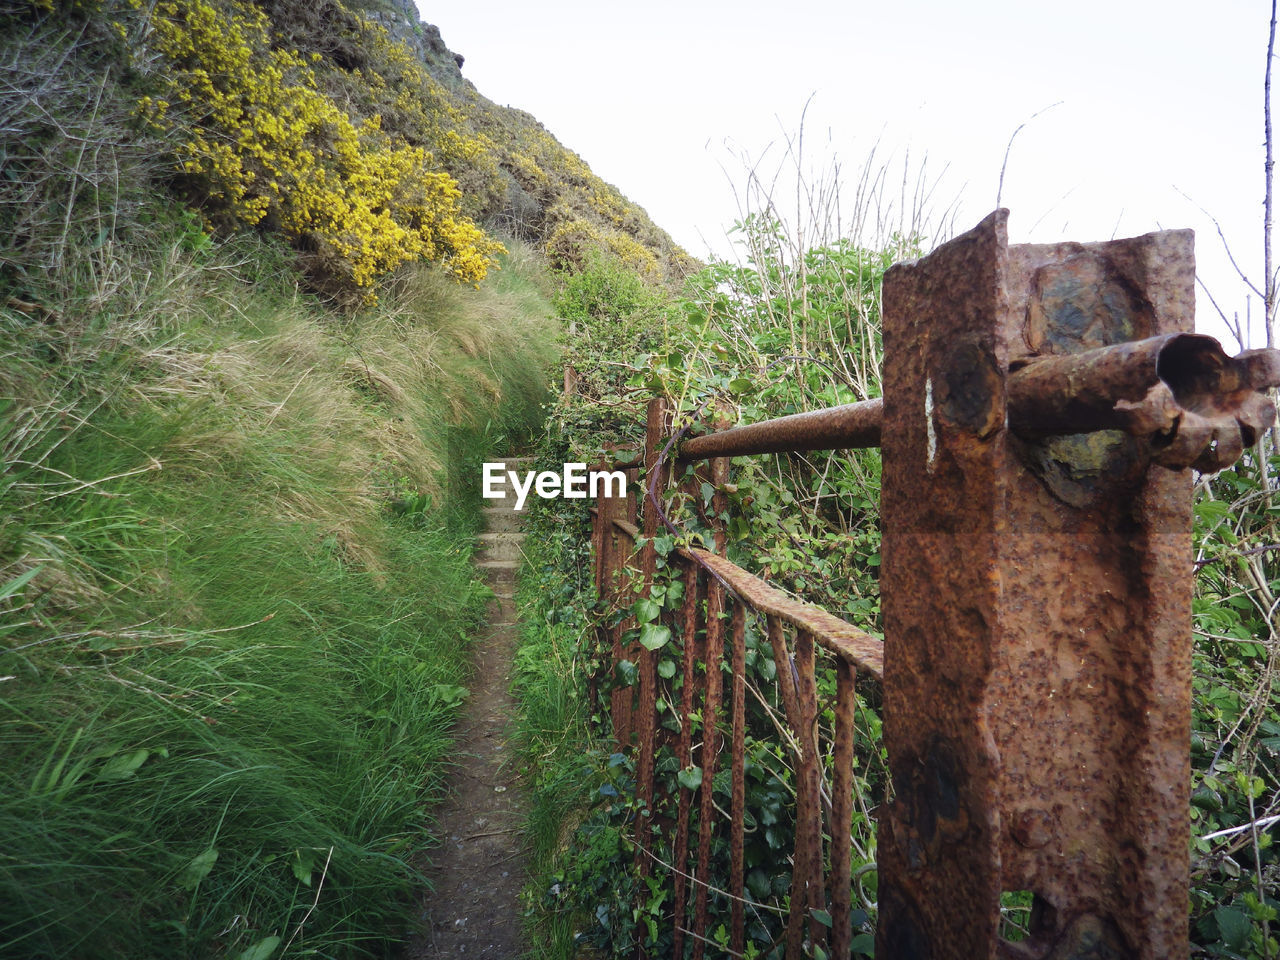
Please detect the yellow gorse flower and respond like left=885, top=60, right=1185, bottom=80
left=148, top=0, right=503, bottom=295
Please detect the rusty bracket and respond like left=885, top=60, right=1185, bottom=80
left=1008, top=332, right=1280, bottom=472
left=678, top=336, right=1279, bottom=476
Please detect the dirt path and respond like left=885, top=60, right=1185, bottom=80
left=408, top=457, right=531, bottom=958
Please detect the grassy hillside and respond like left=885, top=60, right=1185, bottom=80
left=0, top=221, right=561, bottom=956
left=0, top=0, right=645, bottom=955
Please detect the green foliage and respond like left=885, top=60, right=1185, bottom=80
left=515, top=215, right=890, bottom=958
left=508, top=456, right=604, bottom=959
left=525, top=204, right=1280, bottom=959
left=1190, top=460, right=1280, bottom=959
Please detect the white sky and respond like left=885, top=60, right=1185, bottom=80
left=417, top=0, right=1272, bottom=349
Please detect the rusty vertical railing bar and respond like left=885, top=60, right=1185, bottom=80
left=672, top=554, right=703, bottom=960
left=634, top=397, right=669, bottom=911
left=603, top=499, right=636, bottom=751
left=829, top=658, right=857, bottom=960
left=763, top=614, right=805, bottom=960
left=729, top=601, right=747, bottom=957
left=766, top=616, right=803, bottom=746
left=792, top=628, right=826, bottom=958
left=690, top=452, right=729, bottom=960
left=593, top=458, right=623, bottom=741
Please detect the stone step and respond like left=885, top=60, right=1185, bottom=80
left=478, top=532, right=525, bottom=546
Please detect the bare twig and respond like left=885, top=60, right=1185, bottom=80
left=1266, top=0, right=1277, bottom=349
left=996, top=102, right=1063, bottom=209
left=282, top=846, right=334, bottom=954
left=1200, top=813, right=1280, bottom=842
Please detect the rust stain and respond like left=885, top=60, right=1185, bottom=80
left=879, top=211, right=1204, bottom=959
left=678, top=398, right=883, bottom=460
left=687, top=547, right=885, bottom=679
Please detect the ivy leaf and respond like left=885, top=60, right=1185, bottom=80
left=638, top=624, right=671, bottom=651
left=851, top=933, right=875, bottom=955
left=657, top=658, right=677, bottom=679
left=677, top=765, right=703, bottom=790
left=1215, top=906, right=1251, bottom=951
left=633, top=597, right=660, bottom=624
left=811, top=907, right=833, bottom=928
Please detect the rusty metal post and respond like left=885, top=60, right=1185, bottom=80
left=690, top=452, right=729, bottom=960
left=829, top=659, right=858, bottom=960
left=729, top=602, right=748, bottom=958
left=878, top=210, right=1199, bottom=959
left=671, top=557, right=702, bottom=960
left=595, top=463, right=635, bottom=751
left=634, top=397, right=670, bottom=893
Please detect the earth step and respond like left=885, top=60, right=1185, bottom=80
left=477, top=559, right=519, bottom=570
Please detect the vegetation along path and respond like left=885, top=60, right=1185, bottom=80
left=409, top=457, right=533, bottom=958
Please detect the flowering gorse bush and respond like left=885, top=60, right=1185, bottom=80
left=148, top=0, right=503, bottom=295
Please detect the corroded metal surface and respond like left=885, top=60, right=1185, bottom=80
left=879, top=210, right=1198, bottom=959
left=677, top=339, right=1278, bottom=476
left=879, top=210, right=1007, bottom=960
left=729, top=603, right=747, bottom=957
left=830, top=659, right=858, bottom=960
left=688, top=547, right=885, bottom=679
left=678, top=398, right=883, bottom=461
left=633, top=397, right=669, bottom=896
left=691, top=455, right=729, bottom=960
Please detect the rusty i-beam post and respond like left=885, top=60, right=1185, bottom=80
left=877, top=210, right=1276, bottom=959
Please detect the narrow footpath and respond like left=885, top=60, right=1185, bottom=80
left=408, top=456, right=531, bottom=958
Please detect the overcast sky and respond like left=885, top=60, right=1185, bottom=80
left=417, top=0, right=1271, bottom=348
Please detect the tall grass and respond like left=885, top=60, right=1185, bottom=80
left=0, top=215, right=558, bottom=957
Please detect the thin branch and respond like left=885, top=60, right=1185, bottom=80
left=1176, top=187, right=1266, bottom=301
left=1200, top=813, right=1280, bottom=843
left=1265, top=0, right=1277, bottom=348
left=996, top=102, right=1063, bottom=208
left=282, top=846, right=334, bottom=954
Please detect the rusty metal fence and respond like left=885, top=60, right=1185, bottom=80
left=588, top=210, right=1280, bottom=960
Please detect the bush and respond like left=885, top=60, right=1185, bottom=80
left=145, top=0, right=504, bottom=297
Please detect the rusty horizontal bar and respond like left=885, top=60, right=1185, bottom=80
left=675, top=335, right=1280, bottom=473
left=609, top=515, right=882, bottom=674
left=686, top=547, right=884, bottom=678
left=677, top=399, right=883, bottom=461
left=1007, top=333, right=1280, bottom=471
